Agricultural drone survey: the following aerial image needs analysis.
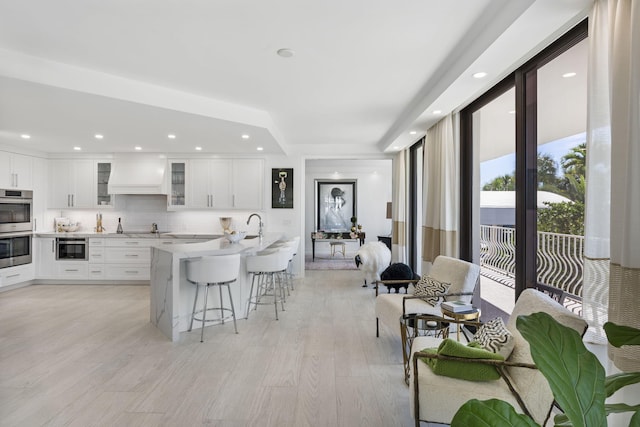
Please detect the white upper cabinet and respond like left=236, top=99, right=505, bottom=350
left=232, top=159, right=263, bottom=209
left=169, top=158, right=263, bottom=210
left=48, top=159, right=96, bottom=208
left=189, top=159, right=232, bottom=208
left=0, top=151, right=33, bottom=190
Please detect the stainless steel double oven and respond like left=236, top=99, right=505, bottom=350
left=0, top=189, right=33, bottom=269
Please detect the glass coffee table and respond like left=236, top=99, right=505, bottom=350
left=399, top=314, right=449, bottom=384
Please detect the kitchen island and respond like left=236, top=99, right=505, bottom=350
left=150, top=232, right=282, bottom=341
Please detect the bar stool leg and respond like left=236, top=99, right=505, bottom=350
left=218, top=284, right=225, bottom=325
left=200, top=284, right=209, bottom=343
left=271, top=273, right=279, bottom=320
left=226, top=283, right=238, bottom=334
left=189, top=283, right=200, bottom=332
left=246, top=273, right=256, bottom=319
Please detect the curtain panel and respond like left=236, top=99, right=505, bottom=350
left=392, top=150, right=408, bottom=263
left=422, top=113, right=459, bottom=271
left=604, top=0, right=640, bottom=371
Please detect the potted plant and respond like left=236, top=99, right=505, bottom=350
left=350, top=216, right=358, bottom=232
left=452, top=314, right=640, bottom=426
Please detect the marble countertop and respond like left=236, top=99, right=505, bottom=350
left=152, top=232, right=282, bottom=258
left=33, top=232, right=224, bottom=239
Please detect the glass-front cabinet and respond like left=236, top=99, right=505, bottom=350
left=96, top=162, right=112, bottom=207
left=169, top=161, right=186, bottom=207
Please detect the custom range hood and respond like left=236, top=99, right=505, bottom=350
left=107, top=156, right=168, bottom=195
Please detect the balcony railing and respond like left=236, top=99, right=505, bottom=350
left=479, top=225, right=584, bottom=300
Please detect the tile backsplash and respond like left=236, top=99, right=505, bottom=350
left=48, top=195, right=263, bottom=235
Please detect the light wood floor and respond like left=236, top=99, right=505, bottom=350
left=0, top=270, right=414, bottom=427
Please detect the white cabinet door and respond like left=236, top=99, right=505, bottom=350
left=31, top=157, right=48, bottom=232
left=0, top=264, right=34, bottom=288
left=232, top=159, right=263, bottom=209
left=210, top=159, right=232, bottom=208
left=48, top=159, right=95, bottom=208
left=36, top=237, right=57, bottom=279
left=0, top=152, right=33, bottom=189
left=168, top=161, right=187, bottom=208
left=189, top=159, right=211, bottom=208
left=72, top=159, right=95, bottom=208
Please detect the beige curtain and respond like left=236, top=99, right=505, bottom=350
left=422, top=113, right=459, bottom=271
left=391, top=150, right=408, bottom=263
left=583, top=0, right=612, bottom=345
left=604, top=0, right=640, bottom=371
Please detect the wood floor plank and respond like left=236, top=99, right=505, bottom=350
left=0, top=270, right=413, bottom=427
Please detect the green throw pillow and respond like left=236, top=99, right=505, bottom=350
left=420, top=338, right=504, bottom=381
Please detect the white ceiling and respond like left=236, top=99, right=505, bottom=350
left=0, top=0, right=591, bottom=157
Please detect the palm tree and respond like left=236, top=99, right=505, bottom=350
left=561, top=142, right=586, bottom=178
left=482, top=173, right=515, bottom=191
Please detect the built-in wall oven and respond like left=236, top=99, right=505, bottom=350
left=0, top=189, right=33, bottom=269
left=0, top=232, right=32, bottom=269
left=0, top=189, right=33, bottom=233
left=56, top=237, right=88, bottom=260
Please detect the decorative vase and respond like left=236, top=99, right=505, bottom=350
left=219, top=217, right=232, bottom=233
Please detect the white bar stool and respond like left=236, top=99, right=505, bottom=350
left=245, top=249, right=290, bottom=320
left=186, top=253, right=241, bottom=342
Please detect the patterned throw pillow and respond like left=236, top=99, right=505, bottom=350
left=472, top=317, right=515, bottom=359
left=414, top=276, right=450, bottom=306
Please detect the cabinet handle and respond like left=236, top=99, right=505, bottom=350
left=125, top=270, right=139, bottom=274
left=67, top=194, right=70, bottom=207
left=15, top=173, right=18, bottom=187
left=34, top=218, right=37, bottom=232
left=91, top=270, right=102, bottom=274
left=51, top=240, right=55, bottom=252
left=65, top=269, right=79, bottom=272
left=71, top=194, right=74, bottom=206
left=7, top=273, right=20, bottom=279
left=125, top=254, right=139, bottom=257
left=93, top=254, right=102, bottom=258
left=125, top=242, right=139, bottom=245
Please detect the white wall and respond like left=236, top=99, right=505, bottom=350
left=305, top=159, right=392, bottom=258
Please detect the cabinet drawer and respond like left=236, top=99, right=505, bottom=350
left=105, top=264, right=149, bottom=280
left=105, top=239, right=151, bottom=248
left=89, top=246, right=105, bottom=262
left=57, top=262, right=88, bottom=279
left=105, top=247, right=150, bottom=263
left=1, top=264, right=35, bottom=287
left=88, top=264, right=105, bottom=279
left=89, top=238, right=105, bottom=246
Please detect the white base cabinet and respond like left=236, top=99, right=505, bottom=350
left=0, top=264, right=35, bottom=288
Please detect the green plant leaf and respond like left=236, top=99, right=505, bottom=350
left=553, top=413, right=572, bottom=426
left=605, top=403, right=640, bottom=413
left=517, top=312, right=606, bottom=427
left=451, top=399, right=539, bottom=427
left=630, top=410, right=640, bottom=427
left=605, top=372, right=640, bottom=397
left=604, top=322, right=640, bottom=347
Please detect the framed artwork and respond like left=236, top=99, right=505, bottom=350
left=315, top=179, right=357, bottom=232
left=272, top=168, right=293, bottom=208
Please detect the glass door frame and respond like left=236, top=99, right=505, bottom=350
left=459, top=20, right=588, bottom=300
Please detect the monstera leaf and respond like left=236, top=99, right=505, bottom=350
left=451, top=399, right=538, bottom=427
left=517, top=312, right=606, bottom=427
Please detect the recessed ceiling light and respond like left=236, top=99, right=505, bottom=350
left=432, top=110, right=442, bottom=114
left=73, top=146, right=82, bottom=151
left=562, top=72, right=577, bottom=78
left=195, top=146, right=202, bottom=151
left=257, top=147, right=264, bottom=151
left=134, top=146, right=142, bottom=151
left=167, top=134, right=176, bottom=139
left=392, top=146, right=400, bottom=150
left=409, top=131, right=417, bottom=135
left=277, top=48, right=295, bottom=58
left=94, top=134, right=104, bottom=139
left=508, top=110, right=516, bottom=114
left=241, top=134, right=250, bottom=140
left=473, top=72, right=488, bottom=79
left=20, top=134, right=31, bottom=139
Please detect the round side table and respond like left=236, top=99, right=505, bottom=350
left=440, top=307, right=480, bottom=341
left=399, top=314, right=448, bottom=385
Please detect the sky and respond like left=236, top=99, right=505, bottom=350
left=480, top=132, right=586, bottom=186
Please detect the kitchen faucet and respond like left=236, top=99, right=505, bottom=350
left=246, top=213, right=263, bottom=240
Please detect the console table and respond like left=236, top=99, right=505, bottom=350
left=310, top=232, right=365, bottom=261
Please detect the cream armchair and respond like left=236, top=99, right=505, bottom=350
left=375, top=255, right=480, bottom=337
left=409, top=289, right=588, bottom=426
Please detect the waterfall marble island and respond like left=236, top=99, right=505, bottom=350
left=149, top=232, right=282, bottom=341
